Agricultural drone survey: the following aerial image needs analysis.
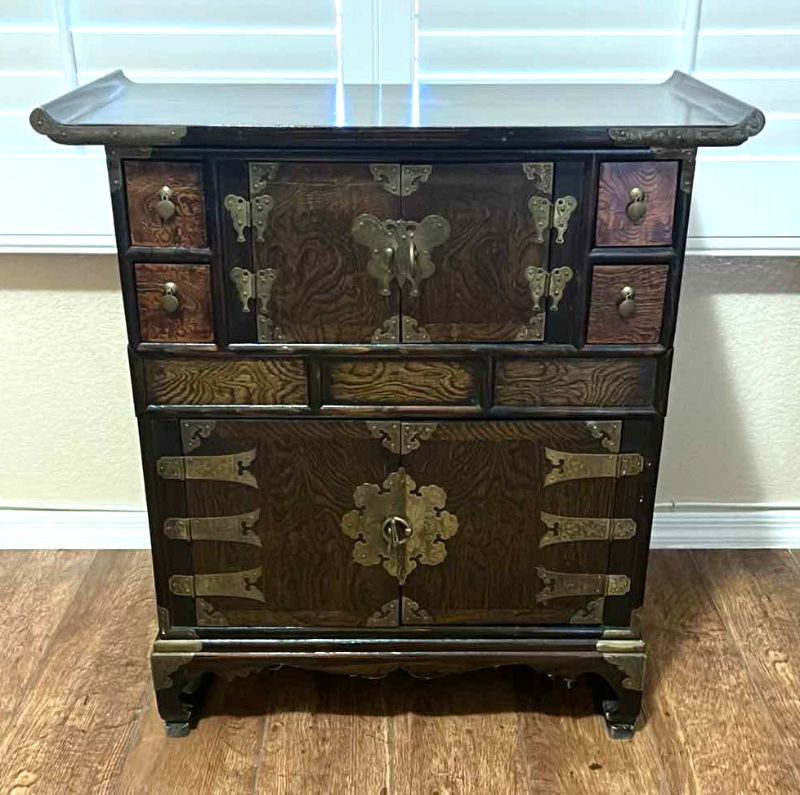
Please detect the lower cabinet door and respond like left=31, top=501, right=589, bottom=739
left=397, top=420, right=641, bottom=625
left=162, top=419, right=400, bottom=627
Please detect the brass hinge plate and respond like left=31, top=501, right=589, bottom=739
left=169, top=567, right=266, bottom=602
left=157, top=449, right=258, bottom=488
left=539, top=512, right=636, bottom=547
left=370, top=164, right=432, bottom=196
left=164, top=509, right=262, bottom=546
left=515, top=265, right=574, bottom=341
left=535, top=567, right=631, bottom=603
left=366, top=421, right=439, bottom=455
left=543, top=448, right=644, bottom=487
left=528, top=194, right=578, bottom=245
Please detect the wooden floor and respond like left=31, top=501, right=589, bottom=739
left=1, top=550, right=799, bottom=794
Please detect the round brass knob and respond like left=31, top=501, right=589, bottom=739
left=161, top=281, right=180, bottom=313
left=618, top=285, right=636, bottom=319
left=625, top=187, right=647, bottom=223
left=156, top=185, right=176, bottom=221
left=381, top=516, right=412, bottom=547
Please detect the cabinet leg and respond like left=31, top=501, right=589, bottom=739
left=601, top=689, right=643, bottom=740
left=592, top=651, right=647, bottom=740
left=151, top=653, right=211, bottom=737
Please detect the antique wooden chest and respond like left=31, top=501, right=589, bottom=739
left=32, top=71, right=763, bottom=738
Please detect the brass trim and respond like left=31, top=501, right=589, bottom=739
left=522, top=162, right=553, bottom=193
left=169, top=567, right=266, bottom=603
left=401, top=165, right=433, bottom=195
left=570, top=597, right=604, bottom=625
left=402, top=317, right=431, bottom=342
left=516, top=266, right=573, bottom=341
left=543, top=448, right=644, bottom=487
left=402, top=597, right=433, bottom=624
left=539, top=513, right=637, bottom=547
left=196, top=598, right=229, bottom=626
left=180, top=420, right=217, bottom=454
left=224, top=194, right=250, bottom=242
left=163, top=509, right=262, bottom=546
left=151, top=653, right=195, bottom=691
left=366, top=421, right=402, bottom=455
left=341, top=467, right=458, bottom=584
left=601, top=654, right=646, bottom=691
left=535, top=567, right=631, bottom=604
left=367, top=599, right=400, bottom=627
left=157, top=605, right=171, bottom=632
left=552, top=196, right=577, bottom=244
left=527, top=194, right=578, bottom=245
left=585, top=421, right=622, bottom=453
left=370, top=163, right=401, bottom=195
left=547, top=266, right=573, bottom=311
left=402, top=422, right=438, bottom=455
left=372, top=316, right=400, bottom=343
left=250, top=162, right=279, bottom=194
left=596, top=639, right=645, bottom=654
left=157, top=449, right=258, bottom=489
left=152, top=639, right=203, bottom=654
left=229, top=267, right=255, bottom=313
left=652, top=147, right=696, bottom=193
left=528, top=196, right=551, bottom=244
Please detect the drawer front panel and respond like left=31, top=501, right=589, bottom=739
left=144, top=358, right=308, bottom=405
left=125, top=161, right=207, bottom=248
left=596, top=161, right=678, bottom=247
left=135, top=263, right=214, bottom=343
left=587, top=265, right=668, bottom=345
left=324, top=359, right=478, bottom=406
left=495, top=357, right=657, bottom=407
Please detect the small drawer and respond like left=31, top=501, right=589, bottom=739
left=143, top=358, right=308, bottom=405
left=587, top=265, right=668, bottom=345
left=125, top=161, right=207, bottom=248
left=324, top=359, right=479, bottom=406
left=494, top=357, right=657, bottom=407
left=135, top=263, right=214, bottom=343
left=596, top=161, right=678, bottom=247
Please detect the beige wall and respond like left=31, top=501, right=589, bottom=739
left=0, top=254, right=798, bottom=510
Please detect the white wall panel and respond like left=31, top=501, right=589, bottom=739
left=700, top=0, right=800, bottom=29
left=696, top=33, right=800, bottom=72
left=2, top=0, right=55, bottom=24
left=0, top=32, right=62, bottom=70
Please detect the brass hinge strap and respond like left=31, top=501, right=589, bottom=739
left=164, top=509, right=262, bottom=546
left=539, top=513, right=636, bottom=547
left=535, top=566, right=631, bottom=604
left=169, top=567, right=266, bottom=603
left=528, top=194, right=578, bottom=245
left=156, top=449, right=258, bottom=489
left=516, top=265, right=574, bottom=341
left=543, top=448, right=644, bottom=487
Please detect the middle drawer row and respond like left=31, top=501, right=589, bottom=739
left=139, top=354, right=662, bottom=412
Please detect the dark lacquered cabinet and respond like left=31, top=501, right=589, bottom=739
left=32, top=70, right=763, bottom=739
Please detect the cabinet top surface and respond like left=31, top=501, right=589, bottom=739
left=31, top=69, right=764, bottom=149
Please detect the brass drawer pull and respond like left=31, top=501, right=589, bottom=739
left=625, top=187, right=647, bottom=223
left=382, top=516, right=412, bottom=547
left=160, top=281, right=179, bottom=313
left=156, top=185, right=176, bottom=221
left=618, top=285, right=637, bottom=319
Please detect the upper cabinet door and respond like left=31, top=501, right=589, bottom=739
left=220, top=162, right=401, bottom=343
left=398, top=163, right=580, bottom=343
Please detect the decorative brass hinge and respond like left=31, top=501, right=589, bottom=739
left=341, top=467, right=458, bottom=584
left=169, top=567, right=266, bottom=602
left=528, top=195, right=578, bottom=245
left=366, top=421, right=439, bottom=455
left=539, top=513, right=637, bottom=547
left=543, top=448, right=644, bottom=487
left=164, top=509, right=262, bottom=546
left=516, top=265, right=574, bottom=341
left=157, top=449, right=258, bottom=488
left=535, top=567, right=630, bottom=604
left=370, top=164, right=432, bottom=196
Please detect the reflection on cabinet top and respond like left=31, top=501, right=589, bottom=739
left=30, top=70, right=764, bottom=149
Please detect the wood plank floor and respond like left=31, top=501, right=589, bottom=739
left=1, top=550, right=799, bottom=794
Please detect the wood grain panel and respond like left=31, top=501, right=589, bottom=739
left=184, top=420, right=398, bottom=627
left=495, top=357, right=656, bottom=407
left=135, top=263, right=214, bottom=343
left=325, top=359, right=477, bottom=405
left=125, top=160, right=207, bottom=248
left=144, top=357, right=307, bottom=405
left=587, top=265, right=668, bottom=344
left=254, top=162, right=400, bottom=343
left=596, top=161, right=678, bottom=247
left=401, top=162, right=553, bottom=342
left=401, top=421, right=619, bottom=625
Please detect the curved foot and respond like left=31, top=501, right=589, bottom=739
left=165, top=720, right=191, bottom=738
left=152, top=653, right=211, bottom=738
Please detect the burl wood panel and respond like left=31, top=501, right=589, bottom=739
left=134, top=263, right=213, bottom=343
left=402, top=421, right=620, bottom=625
left=587, top=265, right=668, bottom=345
left=125, top=161, right=207, bottom=248
left=144, top=358, right=307, bottom=405
left=401, top=163, right=552, bottom=342
left=254, top=162, right=400, bottom=343
left=184, top=420, right=398, bottom=627
left=596, top=161, right=678, bottom=247
left=325, top=359, right=477, bottom=405
left=495, top=358, right=657, bottom=407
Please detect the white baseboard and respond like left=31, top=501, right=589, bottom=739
left=0, top=507, right=798, bottom=550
